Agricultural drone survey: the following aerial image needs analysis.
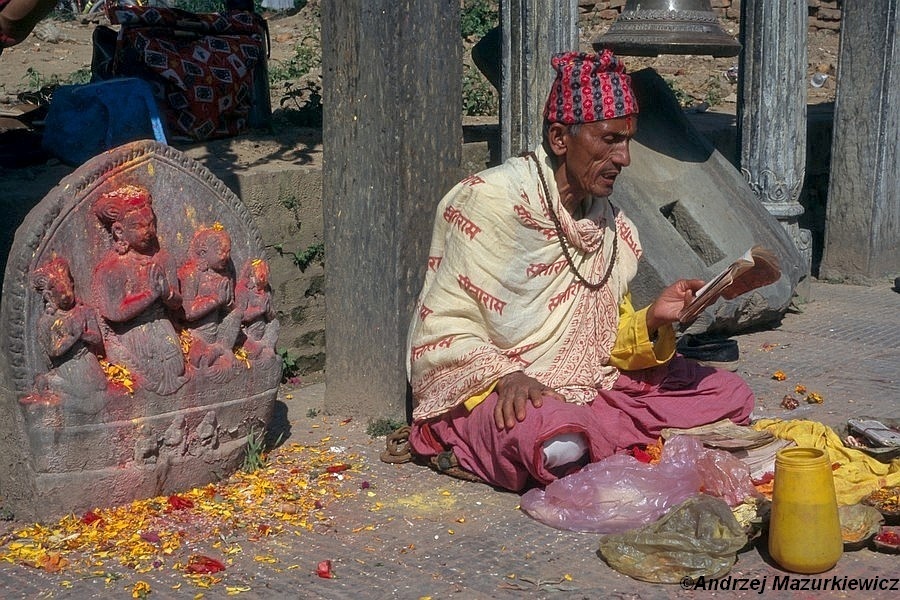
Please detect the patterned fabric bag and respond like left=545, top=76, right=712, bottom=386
left=105, top=4, right=270, bottom=142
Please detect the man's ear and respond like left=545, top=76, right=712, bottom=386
left=547, top=122, right=568, bottom=157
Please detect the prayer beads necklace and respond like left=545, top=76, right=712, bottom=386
left=526, top=151, right=618, bottom=291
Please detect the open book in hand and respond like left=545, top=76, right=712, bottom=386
left=678, top=245, right=781, bottom=325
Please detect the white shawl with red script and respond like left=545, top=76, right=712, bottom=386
left=407, top=146, right=643, bottom=421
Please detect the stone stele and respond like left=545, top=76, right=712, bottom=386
left=0, top=140, right=282, bottom=521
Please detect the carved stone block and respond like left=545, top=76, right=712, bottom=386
left=0, top=140, right=281, bottom=521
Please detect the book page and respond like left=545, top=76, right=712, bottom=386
left=678, top=246, right=781, bottom=325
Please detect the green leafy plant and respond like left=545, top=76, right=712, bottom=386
left=22, top=66, right=91, bottom=92
left=280, top=192, right=299, bottom=211
left=462, top=64, right=497, bottom=116
left=306, top=407, right=320, bottom=418
left=278, top=348, right=301, bottom=382
left=460, top=0, right=498, bottom=39
left=704, top=74, right=724, bottom=107
left=273, top=242, right=324, bottom=272
left=366, top=418, right=407, bottom=438
left=269, top=43, right=320, bottom=84
left=268, top=37, right=321, bottom=124
left=242, top=426, right=267, bottom=473
left=277, top=81, right=323, bottom=127
left=663, top=77, right=694, bottom=108
left=66, top=68, right=93, bottom=85
left=242, top=426, right=284, bottom=473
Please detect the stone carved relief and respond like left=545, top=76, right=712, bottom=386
left=178, top=225, right=242, bottom=383
left=0, top=140, right=281, bottom=521
left=92, top=185, right=188, bottom=396
left=24, top=187, right=283, bottom=401
left=195, top=411, right=219, bottom=450
left=27, top=256, right=107, bottom=404
left=134, top=423, right=161, bottom=464
left=162, top=414, right=187, bottom=455
left=234, top=258, right=280, bottom=362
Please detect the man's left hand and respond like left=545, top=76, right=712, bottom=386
left=493, top=371, right=566, bottom=431
left=646, top=278, right=706, bottom=333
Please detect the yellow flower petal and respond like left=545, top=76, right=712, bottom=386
left=226, top=586, right=252, bottom=595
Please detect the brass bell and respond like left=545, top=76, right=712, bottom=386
left=593, top=0, right=741, bottom=58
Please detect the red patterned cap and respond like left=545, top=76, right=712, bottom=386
left=543, top=50, right=639, bottom=124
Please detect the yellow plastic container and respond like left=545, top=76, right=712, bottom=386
left=768, top=447, right=843, bottom=573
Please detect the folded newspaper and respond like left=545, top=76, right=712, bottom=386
left=660, top=419, right=775, bottom=450
left=660, top=419, right=794, bottom=479
left=678, top=245, right=781, bottom=325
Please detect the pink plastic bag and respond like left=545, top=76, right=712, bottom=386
left=520, top=436, right=758, bottom=533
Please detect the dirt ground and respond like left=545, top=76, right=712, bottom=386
left=0, top=10, right=839, bottom=108
left=0, top=10, right=840, bottom=175
left=0, top=9, right=328, bottom=167
left=581, top=19, right=841, bottom=109
left=0, top=10, right=322, bottom=105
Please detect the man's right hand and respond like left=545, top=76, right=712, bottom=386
left=494, top=371, right=566, bottom=430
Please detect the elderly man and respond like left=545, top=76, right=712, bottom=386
left=405, top=50, right=754, bottom=492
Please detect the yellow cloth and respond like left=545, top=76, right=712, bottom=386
left=463, top=294, right=674, bottom=412
left=463, top=380, right=498, bottom=412
left=608, top=293, right=676, bottom=370
left=753, top=418, right=900, bottom=505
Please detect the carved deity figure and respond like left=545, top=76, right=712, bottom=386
left=234, top=258, right=279, bottom=360
left=91, top=185, right=187, bottom=395
left=29, top=256, right=107, bottom=401
left=178, top=225, right=242, bottom=381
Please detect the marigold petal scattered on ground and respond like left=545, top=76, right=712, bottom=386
left=772, top=370, right=787, bottom=381
left=0, top=440, right=361, bottom=592
left=805, top=392, right=824, bottom=404
left=131, top=580, right=151, bottom=598
left=226, top=586, right=252, bottom=595
left=36, top=551, right=68, bottom=572
left=254, top=555, right=277, bottom=563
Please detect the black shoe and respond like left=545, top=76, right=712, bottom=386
left=676, top=333, right=740, bottom=371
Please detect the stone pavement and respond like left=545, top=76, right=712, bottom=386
left=0, top=279, right=897, bottom=599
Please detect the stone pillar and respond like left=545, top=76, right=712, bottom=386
left=820, top=1, right=900, bottom=281
left=737, top=0, right=812, bottom=275
left=500, top=0, right=579, bottom=159
left=321, top=2, right=462, bottom=420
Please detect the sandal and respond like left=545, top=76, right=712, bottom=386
left=380, top=425, right=412, bottom=464
left=428, top=450, right=486, bottom=484
left=379, top=425, right=485, bottom=484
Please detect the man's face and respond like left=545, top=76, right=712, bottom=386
left=555, top=116, right=636, bottom=199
